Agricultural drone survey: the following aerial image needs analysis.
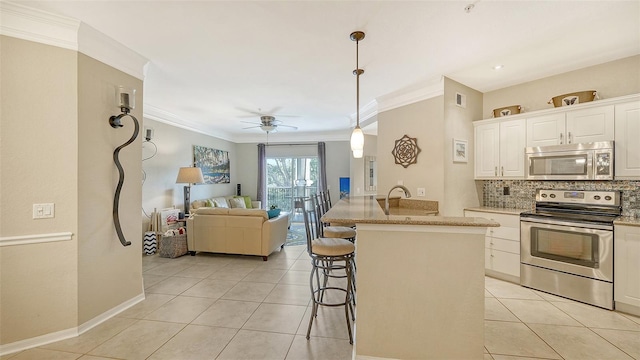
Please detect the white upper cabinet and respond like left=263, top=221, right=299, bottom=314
left=526, top=105, right=614, bottom=147
left=615, top=101, right=640, bottom=179
left=475, top=119, right=526, bottom=179
left=526, top=113, right=565, bottom=147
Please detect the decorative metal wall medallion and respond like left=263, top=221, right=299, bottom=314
left=392, top=135, right=421, bottom=168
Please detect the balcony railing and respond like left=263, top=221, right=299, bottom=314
left=267, top=186, right=317, bottom=221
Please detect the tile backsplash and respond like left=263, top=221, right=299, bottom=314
left=481, top=180, right=640, bottom=217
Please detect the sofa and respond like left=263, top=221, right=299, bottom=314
left=191, top=195, right=261, bottom=212
left=186, top=207, right=289, bottom=260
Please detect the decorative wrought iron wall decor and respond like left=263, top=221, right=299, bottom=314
left=392, top=134, right=421, bottom=168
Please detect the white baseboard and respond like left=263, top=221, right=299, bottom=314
left=0, top=292, right=145, bottom=356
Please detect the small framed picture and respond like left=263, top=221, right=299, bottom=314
left=453, top=139, right=468, bottom=163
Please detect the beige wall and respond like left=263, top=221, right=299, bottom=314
left=377, top=97, right=445, bottom=206
left=77, top=53, right=143, bottom=324
left=0, top=36, right=144, bottom=345
left=0, top=36, right=79, bottom=344
left=483, top=55, right=640, bottom=118
left=442, top=78, right=483, bottom=215
left=141, top=119, right=237, bottom=234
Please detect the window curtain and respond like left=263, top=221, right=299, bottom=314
left=318, top=142, right=327, bottom=193
left=257, top=143, right=266, bottom=208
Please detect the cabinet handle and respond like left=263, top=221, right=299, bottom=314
left=494, top=166, right=497, bottom=176
left=501, top=166, right=504, bottom=176
left=560, top=133, right=563, bottom=144
left=568, top=132, right=572, bottom=144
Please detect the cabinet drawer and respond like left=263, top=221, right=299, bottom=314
left=488, top=249, right=521, bottom=277
left=490, top=226, right=520, bottom=241
left=486, top=237, right=520, bottom=254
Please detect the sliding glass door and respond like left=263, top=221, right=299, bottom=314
left=266, top=157, right=318, bottom=220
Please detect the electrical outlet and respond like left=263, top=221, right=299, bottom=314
left=503, top=186, right=510, bottom=195
left=33, top=203, right=54, bottom=219
left=417, top=188, right=426, bottom=197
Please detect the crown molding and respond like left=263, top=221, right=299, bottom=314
left=78, top=23, right=148, bottom=80
left=0, top=1, right=79, bottom=50
left=144, top=104, right=235, bottom=142
left=377, top=77, right=445, bottom=113
left=0, top=1, right=148, bottom=80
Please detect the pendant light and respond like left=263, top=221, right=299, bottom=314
left=350, top=31, right=365, bottom=159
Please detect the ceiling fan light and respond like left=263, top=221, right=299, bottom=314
left=261, top=125, right=276, bottom=132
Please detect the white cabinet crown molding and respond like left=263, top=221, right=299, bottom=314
left=1, top=1, right=148, bottom=80
left=474, top=93, right=640, bottom=124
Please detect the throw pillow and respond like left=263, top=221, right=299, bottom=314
left=229, top=197, right=247, bottom=209
left=206, top=199, right=215, bottom=208
left=267, top=208, right=281, bottom=219
left=212, top=197, right=229, bottom=208
left=234, top=195, right=253, bottom=209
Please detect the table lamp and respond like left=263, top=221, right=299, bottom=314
left=176, top=167, right=204, bottom=215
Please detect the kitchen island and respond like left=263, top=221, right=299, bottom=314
left=322, top=196, right=498, bottom=360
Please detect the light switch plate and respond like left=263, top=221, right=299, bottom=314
left=417, top=188, right=426, bottom=197
left=33, top=203, right=54, bottom=219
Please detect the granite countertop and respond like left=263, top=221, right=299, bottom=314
left=322, top=196, right=499, bottom=227
left=614, top=217, right=640, bottom=227
left=464, top=207, right=531, bottom=215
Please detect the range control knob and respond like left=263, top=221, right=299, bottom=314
left=550, top=194, right=556, bottom=198
left=541, top=193, right=548, bottom=198
left=605, top=196, right=612, bottom=201
left=594, top=195, right=601, bottom=200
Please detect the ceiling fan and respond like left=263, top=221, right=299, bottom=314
left=241, top=115, right=298, bottom=133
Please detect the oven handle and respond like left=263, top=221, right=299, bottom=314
left=520, top=217, right=613, bottom=231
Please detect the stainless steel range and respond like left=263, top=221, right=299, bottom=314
left=520, top=189, right=621, bottom=309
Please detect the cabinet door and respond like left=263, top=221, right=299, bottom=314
left=500, top=119, right=526, bottom=178
left=566, top=105, right=614, bottom=144
left=615, top=102, right=640, bottom=179
left=614, top=225, right=640, bottom=307
left=474, top=122, right=500, bottom=178
left=526, top=113, right=565, bottom=147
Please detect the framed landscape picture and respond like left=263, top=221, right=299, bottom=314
left=193, top=145, right=230, bottom=184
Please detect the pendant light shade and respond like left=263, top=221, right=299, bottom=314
left=350, top=126, right=364, bottom=156
left=350, top=31, right=365, bottom=159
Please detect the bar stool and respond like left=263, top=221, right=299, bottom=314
left=313, top=194, right=357, bottom=242
left=296, top=197, right=356, bottom=344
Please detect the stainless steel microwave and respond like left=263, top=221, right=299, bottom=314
left=525, top=141, right=614, bottom=180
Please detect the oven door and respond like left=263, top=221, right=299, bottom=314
left=521, top=218, right=613, bottom=282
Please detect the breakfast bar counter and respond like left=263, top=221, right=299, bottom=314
left=322, top=196, right=498, bottom=360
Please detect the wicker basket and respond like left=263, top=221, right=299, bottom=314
left=492, top=105, right=521, bottom=117
left=549, top=90, right=597, bottom=107
left=158, top=234, right=188, bottom=258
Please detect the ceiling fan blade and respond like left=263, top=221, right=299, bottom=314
left=272, top=114, right=300, bottom=118
left=236, top=107, right=264, bottom=116
left=240, top=120, right=261, bottom=125
left=242, top=125, right=261, bottom=129
left=277, top=124, right=298, bottom=130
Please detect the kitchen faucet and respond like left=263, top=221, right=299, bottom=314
left=385, top=185, right=412, bottom=215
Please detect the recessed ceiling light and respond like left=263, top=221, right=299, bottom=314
left=493, top=64, right=504, bottom=70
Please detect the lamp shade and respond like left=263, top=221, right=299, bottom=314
left=176, top=167, right=204, bottom=184
left=350, top=126, right=364, bottom=158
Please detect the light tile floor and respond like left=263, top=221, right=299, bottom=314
left=4, top=245, right=640, bottom=360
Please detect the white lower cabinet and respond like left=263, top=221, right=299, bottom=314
left=614, top=224, right=640, bottom=314
left=465, top=210, right=521, bottom=282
